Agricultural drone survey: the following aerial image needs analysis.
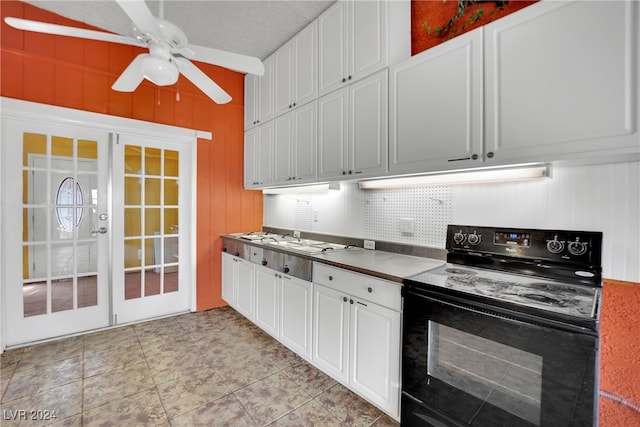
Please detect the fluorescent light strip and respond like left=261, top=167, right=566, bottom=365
left=263, top=183, right=331, bottom=195
left=358, top=165, right=550, bottom=189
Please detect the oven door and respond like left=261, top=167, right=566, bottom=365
left=401, top=287, right=597, bottom=427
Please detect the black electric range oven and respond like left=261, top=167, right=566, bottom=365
left=401, top=225, right=602, bottom=427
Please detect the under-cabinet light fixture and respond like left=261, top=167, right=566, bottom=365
left=262, top=183, right=340, bottom=195
left=358, top=164, right=550, bottom=189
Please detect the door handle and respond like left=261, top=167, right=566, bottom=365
left=98, top=227, right=108, bottom=234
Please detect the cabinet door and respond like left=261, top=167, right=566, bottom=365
left=294, top=21, right=319, bottom=107
left=255, top=266, right=279, bottom=338
left=318, top=87, right=348, bottom=180
left=350, top=0, right=386, bottom=82
left=350, top=299, right=401, bottom=419
left=313, top=284, right=349, bottom=382
left=292, top=101, right=317, bottom=183
left=389, top=27, right=483, bottom=174
left=257, top=122, right=274, bottom=187
left=258, top=55, right=275, bottom=123
left=244, top=74, right=258, bottom=129
left=274, top=42, right=294, bottom=117
left=221, top=253, right=236, bottom=305
left=280, top=275, right=313, bottom=360
left=485, top=0, right=640, bottom=163
left=273, top=113, right=294, bottom=184
left=350, top=69, right=388, bottom=177
left=318, top=0, right=349, bottom=96
left=243, top=128, right=258, bottom=188
left=235, top=259, right=255, bottom=321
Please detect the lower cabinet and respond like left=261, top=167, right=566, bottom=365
left=221, top=252, right=255, bottom=321
left=221, top=252, right=401, bottom=420
left=312, top=263, right=402, bottom=420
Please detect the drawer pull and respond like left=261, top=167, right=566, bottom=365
left=367, top=287, right=373, bottom=293
left=329, top=275, right=333, bottom=281
left=343, top=297, right=348, bottom=302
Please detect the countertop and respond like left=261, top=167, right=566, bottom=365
left=222, top=234, right=444, bottom=283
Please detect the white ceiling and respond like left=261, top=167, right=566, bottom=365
left=23, top=0, right=336, bottom=60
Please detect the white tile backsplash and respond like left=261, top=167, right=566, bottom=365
left=263, top=161, right=640, bottom=282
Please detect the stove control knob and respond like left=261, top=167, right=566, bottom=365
left=546, top=239, right=564, bottom=254
left=453, top=232, right=466, bottom=245
left=568, top=241, right=588, bottom=256
left=467, top=233, right=481, bottom=245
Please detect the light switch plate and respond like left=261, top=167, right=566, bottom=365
left=293, top=230, right=301, bottom=238
left=364, top=240, right=376, bottom=250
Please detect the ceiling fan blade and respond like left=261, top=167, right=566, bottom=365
left=115, top=0, right=160, bottom=36
left=179, top=44, right=265, bottom=76
left=112, top=54, right=147, bottom=92
left=175, top=57, right=232, bottom=104
left=4, top=17, right=145, bottom=47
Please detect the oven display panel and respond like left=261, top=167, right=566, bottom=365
left=494, top=231, right=531, bottom=247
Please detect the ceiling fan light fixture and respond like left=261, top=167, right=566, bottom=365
left=141, top=56, right=179, bottom=86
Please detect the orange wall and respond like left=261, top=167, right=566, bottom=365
left=0, top=1, right=263, bottom=310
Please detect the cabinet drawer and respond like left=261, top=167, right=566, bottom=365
left=313, top=262, right=401, bottom=311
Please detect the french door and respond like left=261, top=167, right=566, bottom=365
left=3, top=120, right=110, bottom=345
left=2, top=119, right=193, bottom=346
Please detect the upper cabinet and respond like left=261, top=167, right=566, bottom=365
left=274, top=21, right=318, bottom=117
left=390, top=0, right=639, bottom=175
left=244, top=55, right=274, bottom=130
left=318, top=69, right=388, bottom=180
left=389, top=28, right=483, bottom=174
left=318, top=0, right=410, bottom=97
left=484, top=0, right=640, bottom=164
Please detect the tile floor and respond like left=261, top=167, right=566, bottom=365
left=1, top=306, right=400, bottom=426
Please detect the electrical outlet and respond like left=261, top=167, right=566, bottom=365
left=364, top=240, right=376, bottom=250
left=293, top=230, right=301, bottom=238
left=399, top=218, right=415, bottom=234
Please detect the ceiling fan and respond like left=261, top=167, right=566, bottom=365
left=4, top=0, right=265, bottom=104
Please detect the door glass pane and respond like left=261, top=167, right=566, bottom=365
left=78, top=275, right=98, bottom=308
left=23, top=133, right=47, bottom=167
left=122, top=144, right=180, bottom=301
left=145, top=147, right=162, bottom=175
left=125, top=271, right=142, bottom=300
left=145, top=208, right=161, bottom=236
left=52, top=278, right=74, bottom=312
left=125, top=145, right=142, bottom=173
left=164, top=179, right=179, bottom=205
left=164, top=150, right=179, bottom=177
left=21, top=134, right=100, bottom=316
left=145, top=178, right=161, bottom=205
left=125, top=208, right=141, bottom=237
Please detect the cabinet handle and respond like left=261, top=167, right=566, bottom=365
left=471, top=154, right=479, bottom=160
left=367, top=287, right=373, bottom=293
left=348, top=75, right=352, bottom=80
left=342, top=78, right=346, bottom=83
left=350, top=299, right=354, bottom=304
left=329, top=275, right=333, bottom=281
left=343, top=296, right=347, bottom=302
left=487, top=152, right=495, bottom=158
left=293, top=102, right=296, bottom=107
left=342, top=171, right=346, bottom=175
left=348, top=170, right=352, bottom=175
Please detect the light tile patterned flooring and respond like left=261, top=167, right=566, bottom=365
left=1, top=307, right=399, bottom=426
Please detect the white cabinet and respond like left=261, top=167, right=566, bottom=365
left=244, top=55, right=274, bottom=129
left=312, top=284, right=350, bottom=382
left=389, top=28, right=483, bottom=174
left=274, top=21, right=318, bottom=117
left=484, top=0, right=640, bottom=164
left=221, top=252, right=255, bottom=321
left=273, top=101, right=317, bottom=185
left=279, top=274, right=313, bottom=361
left=390, top=1, right=639, bottom=175
left=312, top=263, right=401, bottom=419
left=244, top=121, right=274, bottom=189
left=255, top=265, right=280, bottom=338
left=318, top=0, right=410, bottom=96
left=318, top=69, right=388, bottom=180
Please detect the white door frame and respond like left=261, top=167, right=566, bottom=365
left=1, top=97, right=211, bottom=351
